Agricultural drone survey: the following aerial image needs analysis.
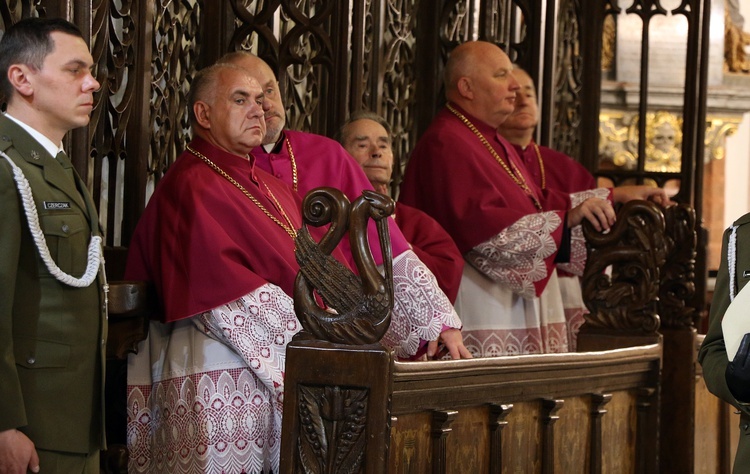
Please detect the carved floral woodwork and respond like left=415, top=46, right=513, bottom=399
left=581, top=199, right=699, bottom=333
left=382, top=0, right=418, bottom=190
left=659, top=204, right=697, bottom=329
left=551, top=0, right=583, bottom=158
left=581, top=200, right=666, bottom=334
left=150, top=0, right=200, bottom=187
left=297, top=385, right=370, bottom=472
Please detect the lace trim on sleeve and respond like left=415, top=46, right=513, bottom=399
left=195, top=283, right=299, bottom=394
left=570, top=187, right=611, bottom=207
left=466, top=211, right=562, bottom=298
left=381, top=249, right=462, bottom=358
left=556, top=224, right=586, bottom=276
left=559, top=188, right=609, bottom=276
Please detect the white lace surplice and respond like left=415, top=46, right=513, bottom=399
left=458, top=211, right=571, bottom=356
left=556, top=187, right=610, bottom=277
left=127, top=250, right=462, bottom=472
left=127, top=283, right=297, bottom=474
left=381, top=249, right=463, bottom=358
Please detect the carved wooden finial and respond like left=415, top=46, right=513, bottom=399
left=294, top=187, right=395, bottom=344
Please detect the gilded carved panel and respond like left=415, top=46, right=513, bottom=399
left=598, top=110, right=739, bottom=178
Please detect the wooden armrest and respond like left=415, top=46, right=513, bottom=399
left=107, top=280, right=153, bottom=360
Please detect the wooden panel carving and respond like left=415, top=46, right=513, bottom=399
left=659, top=203, right=698, bottom=328
left=382, top=0, right=417, bottom=191
left=149, top=1, right=201, bottom=188
left=87, top=0, right=137, bottom=245
left=297, top=385, right=370, bottom=472
left=359, top=0, right=375, bottom=111
left=279, top=1, right=337, bottom=134
left=280, top=340, right=394, bottom=474
left=439, top=0, right=476, bottom=48
left=581, top=200, right=667, bottom=333
left=229, top=0, right=281, bottom=57
left=551, top=0, right=583, bottom=158
left=294, top=188, right=394, bottom=344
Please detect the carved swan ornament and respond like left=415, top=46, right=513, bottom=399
left=294, top=187, right=394, bottom=344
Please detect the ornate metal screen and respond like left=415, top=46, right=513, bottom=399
left=0, top=0, right=710, bottom=249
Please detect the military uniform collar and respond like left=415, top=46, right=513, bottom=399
left=733, top=212, right=750, bottom=228
left=3, top=113, right=62, bottom=158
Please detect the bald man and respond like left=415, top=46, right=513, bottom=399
left=400, top=41, right=667, bottom=357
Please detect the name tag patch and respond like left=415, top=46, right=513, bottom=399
left=43, top=201, right=71, bottom=210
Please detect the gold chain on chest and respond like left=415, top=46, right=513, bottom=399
left=186, top=145, right=298, bottom=239
left=285, top=138, right=298, bottom=192
left=446, top=103, right=542, bottom=211
left=532, top=142, right=547, bottom=191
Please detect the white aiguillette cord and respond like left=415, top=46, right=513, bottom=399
left=1, top=150, right=103, bottom=288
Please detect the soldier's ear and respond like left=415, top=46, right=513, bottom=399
left=7, top=64, right=35, bottom=98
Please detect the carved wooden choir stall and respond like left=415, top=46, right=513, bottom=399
left=0, top=0, right=731, bottom=472
left=276, top=192, right=704, bottom=473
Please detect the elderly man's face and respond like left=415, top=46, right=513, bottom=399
left=201, top=69, right=266, bottom=156
left=227, top=55, right=286, bottom=146
left=498, top=68, right=538, bottom=133
left=464, top=45, right=520, bottom=129
left=342, top=118, right=394, bottom=191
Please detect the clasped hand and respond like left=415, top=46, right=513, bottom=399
left=0, top=429, right=39, bottom=474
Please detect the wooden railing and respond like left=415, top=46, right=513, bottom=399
left=104, top=199, right=733, bottom=473
left=280, top=339, right=661, bottom=473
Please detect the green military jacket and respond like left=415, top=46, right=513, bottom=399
left=699, top=211, right=750, bottom=472
left=0, top=114, right=107, bottom=454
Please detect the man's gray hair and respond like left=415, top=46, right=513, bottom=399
left=337, top=111, right=392, bottom=144
left=187, top=63, right=248, bottom=126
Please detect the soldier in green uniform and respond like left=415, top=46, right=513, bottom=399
left=700, top=212, right=750, bottom=473
left=0, top=17, right=107, bottom=473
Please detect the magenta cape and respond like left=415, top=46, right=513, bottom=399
left=125, top=136, right=342, bottom=323
left=252, top=130, right=411, bottom=262
left=513, top=142, right=596, bottom=194
left=399, top=104, right=571, bottom=255
left=395, top=202, right=463, bottom=303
